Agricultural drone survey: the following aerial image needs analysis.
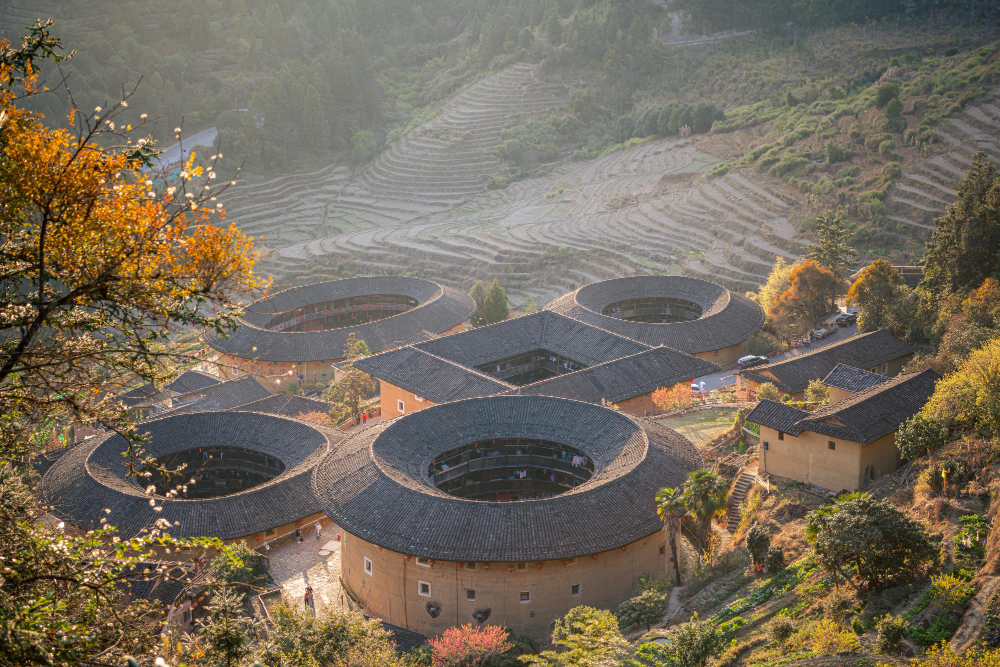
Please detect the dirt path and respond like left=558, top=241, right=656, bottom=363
left=950, top=575, right=999, bottom=653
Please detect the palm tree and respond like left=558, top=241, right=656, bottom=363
left=681, top=469, right=728, bottom=557
left=656, top=486, right=686, bottom=585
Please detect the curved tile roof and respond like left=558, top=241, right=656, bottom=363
left=544, top=276, right=763, bottom=353
left=312, top=396, right=702, bottom=561
left=38, top=411, right=340, bottom=540
left=206, top=277, right=475, bottom=362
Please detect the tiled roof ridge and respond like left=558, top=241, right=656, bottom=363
left=238, top=275, right=445, bottom=330
left=761, top=329, right=906, bottom=370
left=806, top=368, right=939, bottom=421
left=509, top=344, right=718, bottom=392
left=310, top=396, right=703, bottom=560
left=415, top=347, right=516, bottom=388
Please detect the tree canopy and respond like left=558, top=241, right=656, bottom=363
left=921, top=152, right=1000, bottom=299
left=769, top=261, right=843, bottom=339
left=323, top=333, right=377, bottom=425
left=806, top=207, right=857, bottom=278
left=806, top=493, right=936, bottom=591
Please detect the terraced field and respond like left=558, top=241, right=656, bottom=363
left=222, top=63, right=567, bottom=248
left=269, top=130, right=807, bottom=305
left=889, top=88, right=1000, bottom=231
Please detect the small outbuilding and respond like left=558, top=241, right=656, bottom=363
left=746, top=368, right=940, bottom=491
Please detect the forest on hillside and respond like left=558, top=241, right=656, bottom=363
left=4, top=0, right=995, bottom=176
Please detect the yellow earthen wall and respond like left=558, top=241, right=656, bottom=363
left=340, top=529, right=669, bottom=638
left=380, top=381, right=437, bottom=419
left=758, top=426, right=901, bottom=491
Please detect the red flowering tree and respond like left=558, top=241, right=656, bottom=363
left=429, top=624, right=512, bottom=667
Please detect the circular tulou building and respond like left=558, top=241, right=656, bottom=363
left=544, top=275, right=764, bottom=367
left=312, top=395, right=702, bottom=638
left=206, top=276, right=476, bottom=389
left=39, top=411, right=336, bottom=542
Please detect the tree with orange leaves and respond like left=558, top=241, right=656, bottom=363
left=0, top=21, right=266, bottom=454
left=769, top=261, right=844, bottom=341
left=652, top=383, right=694, bottom=413
left=0, top=22, right=268, bottom=667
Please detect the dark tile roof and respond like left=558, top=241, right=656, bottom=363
left=235, top=394, right=333, bottom=419
left=123, top=564, right=195, bottom=607
left=161, top=376, right=272, bottom=415
left=418, top=310, right=649, bottom=367
left=544, top=276, right=764, bottom=353
left=380, top=622, right=428, bottom=653
left=311, top=395, right=702, bottom=561
left=38, top=411, right=341, bottom=540
left=166, top=370, right=221, bottom=394
left=746, top=369, right=940, bottom=444
left=510, top=346, right=719, bottom=404
left=739, top=329, right=913, bottom=394
left=119, top=382, right=170, bottom=408
left=355, top=311, right=666, bottom=404
left=355, top=347, right=512, bottom=404
left=205, top=277, right=475, bottom=362
left=822, top=364, right=889, bottom=394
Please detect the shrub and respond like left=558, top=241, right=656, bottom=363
left=878, top=139, right=896, bottom=158
left=765, top=546, right=785, bottom=572
left=658, top=614, right=725, bottom=667
left=350, top=129, right=377, bottom=162
left=876, top=83, right=900, bottom=108
left=875, top=614, right=906, bottom=653
left=826, top=140, right=852, bottom=164
left=896, top=414, right=949, bottom=460
left=929, top=572, right=977, bottom=610
left=746, top=524, right=770, bottom=568
left=810, top=618, right=861, bottom=654
left=765, top=615, right=795, bottom=645
left=429, top=624, right=512, bottom=667
left=822, top=587, right=857, bottom=622
left=616, top=589, right=668, bottom=631
left=756, top=382, right=782, bottom=402
left=804, top=378, right=829, bottom=405
left=848, top=122, right=863, bottom=142
left=886, top=98, right=906, bottom=132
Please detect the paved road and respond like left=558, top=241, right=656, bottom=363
left=694, top=322, right=859, bottom=390
left=156, top=127, right=218, bottom=167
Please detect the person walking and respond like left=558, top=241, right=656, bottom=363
left=295, top=523, right=302, bottom=543
left=304, top=585, right=314, bottom=614
left=315, top=521, right=322, bottom=540
left=362, top=412, right=367, bottom=425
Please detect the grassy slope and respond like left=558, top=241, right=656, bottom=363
left=634, top=432, right=996, bottom=666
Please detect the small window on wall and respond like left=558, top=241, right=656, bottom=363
left=418, top=581, right=431, bottom=597
left=828, top=441, right=836, bottom=450
left=415, top=394, right=426, bottom=403
left=520, top=591, right=531, bottom=603
left=466, top=589, right=476, bottom=602
left=416, top=558, right=431, bottom=567
left=364, top=557, right=373, bottom=576
left=571, top=584, right=581, bottom=597
left=466, top=562, right=476, bottom=569
left=882, top=363, right=888, bottom=373
left=397, top=399, right=405, bottom=413
left=659, top=544, right=666, bottom=556
left=517, top=562, right=526, bottom=570
left=778, top=432, right=784, bottom=441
